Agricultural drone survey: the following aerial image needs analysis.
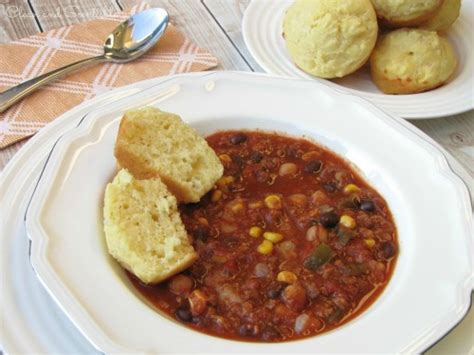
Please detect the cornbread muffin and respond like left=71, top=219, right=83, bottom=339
left=370, top=29, right=457, bottom=94
left=103, top=169, right=197, bottom=284
left=115, top=107, right=224, bottom=203
left=419, top=0, right=461, bottom=31
left=282, top=0, right=378, bottom=78
left=371, top=0, right=443, bottom=27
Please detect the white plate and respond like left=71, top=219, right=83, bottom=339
left=242, top=0, right=474, bottom=119
left=20, top=72, right=473, bottom=353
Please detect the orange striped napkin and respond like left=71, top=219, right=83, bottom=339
left=0, top=2, right=218, bottom=149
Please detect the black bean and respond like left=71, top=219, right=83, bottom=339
left=261, top=326, right=281, bottom=341
left=286, top=147, right=299, bottom=158
left=266, top=282, right=284, bottom=299
left=380, top=241, right=396, bottom=259
left=230, top=133, right=247, bottom=145
left=323, top=183, right=337, bottom=193
left=175, top=307, right=192, bottom=322
left=304, top=160, right=322, bottom=174
left=232, top=154, right=245, bottom=166
left=193, top=227, right=209, bottom=241
left=238, top=323, right=259, bottom=337
left=360, top=200, right=376, bottom=212
left=249, top=151, right=263, bottom=163
left=320, top=211, right=339, bottom=228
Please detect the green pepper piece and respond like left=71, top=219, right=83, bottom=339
left=342, top=263, right=368, bottom=276
left=304, top=243, right=334, bottom=271
left=337, top=228, right=355, bottom=245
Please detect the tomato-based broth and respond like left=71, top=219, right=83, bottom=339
left=127, top=130, right=398, bottom=342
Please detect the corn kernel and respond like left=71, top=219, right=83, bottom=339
left=198, top=217, right=209, bottom=226
left=264, top=195, right=282, bottom=209
left=249, top=201, right=264, bottom=209
left=211, top=190, right=223, bottom=202
left=340, top=215, right=356, bottom=229
left=231, top=202, right=245, bottom=213
left=277, top=271, right=297, bottom=284
left=263, top=231, right=283, bottom=243
left=212, top=255, right=228, bottom=263
left=218, top=154, right=232, bottom=165
left=364, top=238, right=376, bottom=247
left=344, top=183, right=360, bottom=194
left=217, top=176, right=234, bottom=191
left=257, top=240, right=273, bottom=255
left=249, top=226, right=263, bottom=238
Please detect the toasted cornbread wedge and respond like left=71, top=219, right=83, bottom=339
left=115, top=107, right=223, bottom=203
left=103, top=169, right=197, bottom=284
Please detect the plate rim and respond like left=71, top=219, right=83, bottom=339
left=23, top=71, right=474, bottom=353
left=241, top=0, right=474, bottom=119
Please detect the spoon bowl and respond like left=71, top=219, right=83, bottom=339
left=104, top=8, right=169, bottom=62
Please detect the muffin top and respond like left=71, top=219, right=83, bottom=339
left=283, top=0, right=378, bottom=78
left=419, top=0, right=461, bottom=31
left=371, top=0, right=443, bottom=26
left=370, top=28, right=457, bottom=94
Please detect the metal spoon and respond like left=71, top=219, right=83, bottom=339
left=0, top=8, right=169, bottom=113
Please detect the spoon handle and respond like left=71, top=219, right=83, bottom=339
left=0, top=55, right=108, bottom=113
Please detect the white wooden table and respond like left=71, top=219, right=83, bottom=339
left=0, top=1, right=473, bottom=353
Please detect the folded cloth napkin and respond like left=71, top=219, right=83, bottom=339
left=0, top=2, right=218, bottom=149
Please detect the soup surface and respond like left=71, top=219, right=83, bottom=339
left=128, top=130, right=398, bottom=342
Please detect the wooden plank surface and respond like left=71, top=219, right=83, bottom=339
left=0, top=0, right=41, bottom=169
left=28, top=0, right=121, bottom=29
left=413, top=112, right=474, bottom=176
left=0, top=0, right=40, bottom=43
left=203, top=0, right=263, bottom=71
left=118, top=0, right=252, bottom=71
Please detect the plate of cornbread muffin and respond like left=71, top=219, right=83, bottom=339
left=22, top=72, right=473, bottom=353
left=242, top=0, right=474, bottom=118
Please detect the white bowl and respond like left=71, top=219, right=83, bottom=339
left=25, top=72, right=473, bottom=353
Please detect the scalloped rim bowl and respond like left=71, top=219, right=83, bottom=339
left=24, top=72, right=473, bottom=353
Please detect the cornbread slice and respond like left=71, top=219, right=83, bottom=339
left=103, top=169, right=197, bottom=284
left=115, top=107, right=224, bottom=203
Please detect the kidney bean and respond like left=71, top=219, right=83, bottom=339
left=249, top=151, right=263, bottom=163
left=230, top=133, right=247, bottom=145
left=282, top=283, right=307, bottom=312
left=304, top=160, right=322, bottom=174
left=168, top=274, right=194, bottom=296
left=380, top=241, right=396, bottom=259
